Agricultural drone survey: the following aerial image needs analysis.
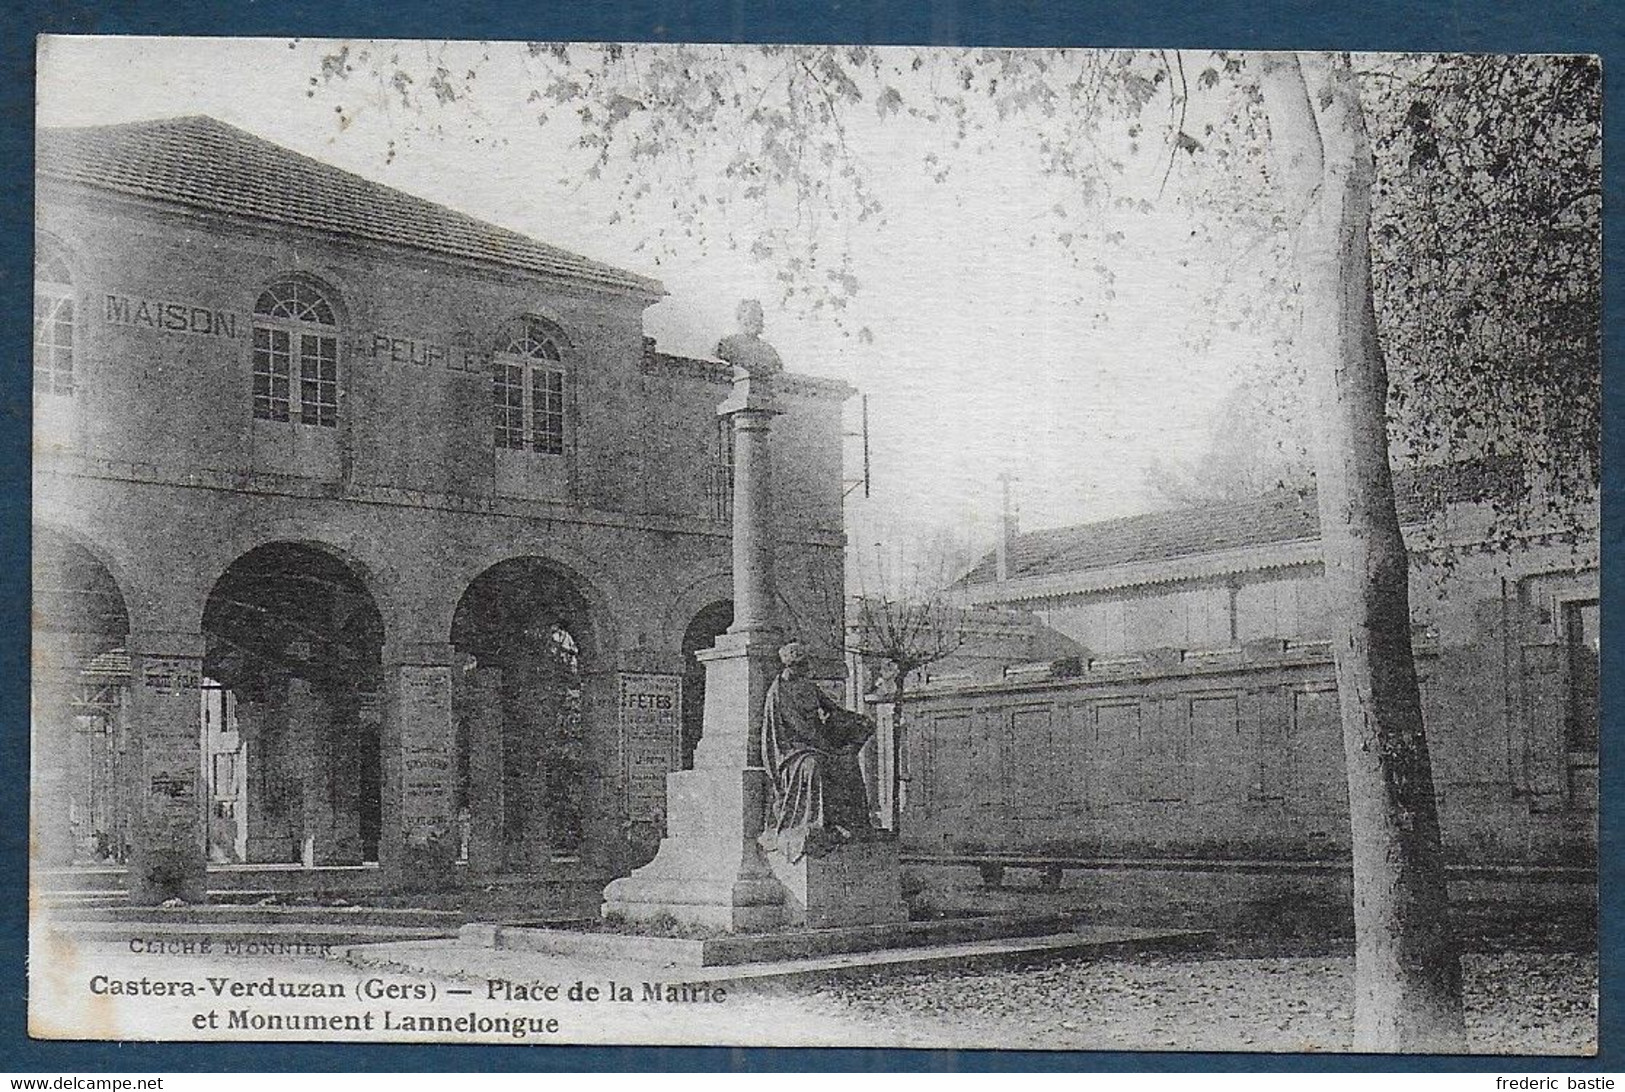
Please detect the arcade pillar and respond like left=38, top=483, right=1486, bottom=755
left=380, top=641, right=458, bottom=890
left=461, top=663, right=505, bottom=875
left=125, top=630, right=207, bottom=904
left=30, top=631, right=77, bottom=868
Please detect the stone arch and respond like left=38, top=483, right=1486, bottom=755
left=203, top=542, right=386, bottom=692
left=31, top=524, right=135, bottom=867
left=37, top=491, right=205, bottom=635
left=449, top=557, right=600, bottom=670
left=432, top=543, right=624, bottom=664
left=33, top=522, right=134, bottom=636
left=190, top=523, right=400, bottom=643
left=658, top=564, right=735, bottom=656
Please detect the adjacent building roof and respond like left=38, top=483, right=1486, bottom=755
left=960, top=459, right=1524, bottom=587
left=38, top=115, right=664, bottom=296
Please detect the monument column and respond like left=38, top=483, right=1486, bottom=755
left=690, top=379, right=784, bottom=772
left=379, top=641, right=459, bottom=890
left=602, top=301, right=791, bottom=930
left=125, top=629, right=208, bottom=904
left=727, top=401, right=777, bottom=636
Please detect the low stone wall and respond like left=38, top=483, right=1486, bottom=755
left=903, top=858, right=1594, bottom=934
left=896, top=632, right=1593, bottom=866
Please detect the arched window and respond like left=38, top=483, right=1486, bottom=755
left=493, top=318, right=567, bottom=455
left=253, top=281, right=338, bottom=427
left=34, top=240, right=75, bottom=396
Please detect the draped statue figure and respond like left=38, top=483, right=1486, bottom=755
left=759, top=641, right=877, bottom=863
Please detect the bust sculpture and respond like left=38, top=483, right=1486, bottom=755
left=715, top=299, right=784, bottom=379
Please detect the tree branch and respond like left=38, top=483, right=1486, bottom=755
left=1158, top=49, right=1190, bottom=198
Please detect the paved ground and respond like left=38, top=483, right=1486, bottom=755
left=793, top=950, right=1597, bottom=1054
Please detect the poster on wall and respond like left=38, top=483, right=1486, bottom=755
left=397, top=664, right=455, bottom=848
left=618, top=672, right=681, bottom=825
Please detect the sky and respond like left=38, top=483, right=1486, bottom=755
left=37, top=36, right=1286, bottom=568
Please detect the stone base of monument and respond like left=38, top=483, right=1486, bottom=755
left=760, top=836, right=907, bottom=929
left=351, top=918, right=1210, bottom=1000
left=457, top=909, right=1113, bottom=968
left=599, top=765, right=789, bottom=932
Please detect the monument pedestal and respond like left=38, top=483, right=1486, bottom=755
left=601, top=766, right=788, bottom=930
left=603, top=630, right=909, bottom=933
left=763, top=837, right=907, bottom=929
left=603, top=633, right=789, bottom=931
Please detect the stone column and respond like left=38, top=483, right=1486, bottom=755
left=579, top=667, right=627, bottom=876
left=601, top=369, right=791, bottom=931
left=326, top=692, right=364, bottom=866
left=125, top=631, right=207, bottom=904
left=464, top=664, right=505, bottom=875
left=380, top=642, right=459, bottom=890
left=31, top=631, right=78, bottom=868
left=238, top=693, right=292, bottom=864
left=288, top=676, right=330, bottom=867
left=508, top=644, right=554, bottom=868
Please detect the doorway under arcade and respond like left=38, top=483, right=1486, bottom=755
left=201, top=543, right=384, bottom=868
left=32, top=530, right=133, bottom=868
left=450, top=557, right=597, bottom=874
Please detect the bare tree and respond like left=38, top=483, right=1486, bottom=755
left=847, top=542, right=965, bottom=832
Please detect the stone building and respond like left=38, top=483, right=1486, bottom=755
left=32, top=116, right=852, bottom=904
left=880, top=464, right=1597, bottom=896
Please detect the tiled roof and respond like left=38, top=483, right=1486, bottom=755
left=38, top=115, right=663, bottom=295
left=961, top=459, right=1523, bottom=586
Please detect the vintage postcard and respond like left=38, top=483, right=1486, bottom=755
left=29, top=36, right=1599, bottom=1052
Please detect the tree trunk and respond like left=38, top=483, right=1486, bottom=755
left=1258, top=52, right=1465, bottom=1052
